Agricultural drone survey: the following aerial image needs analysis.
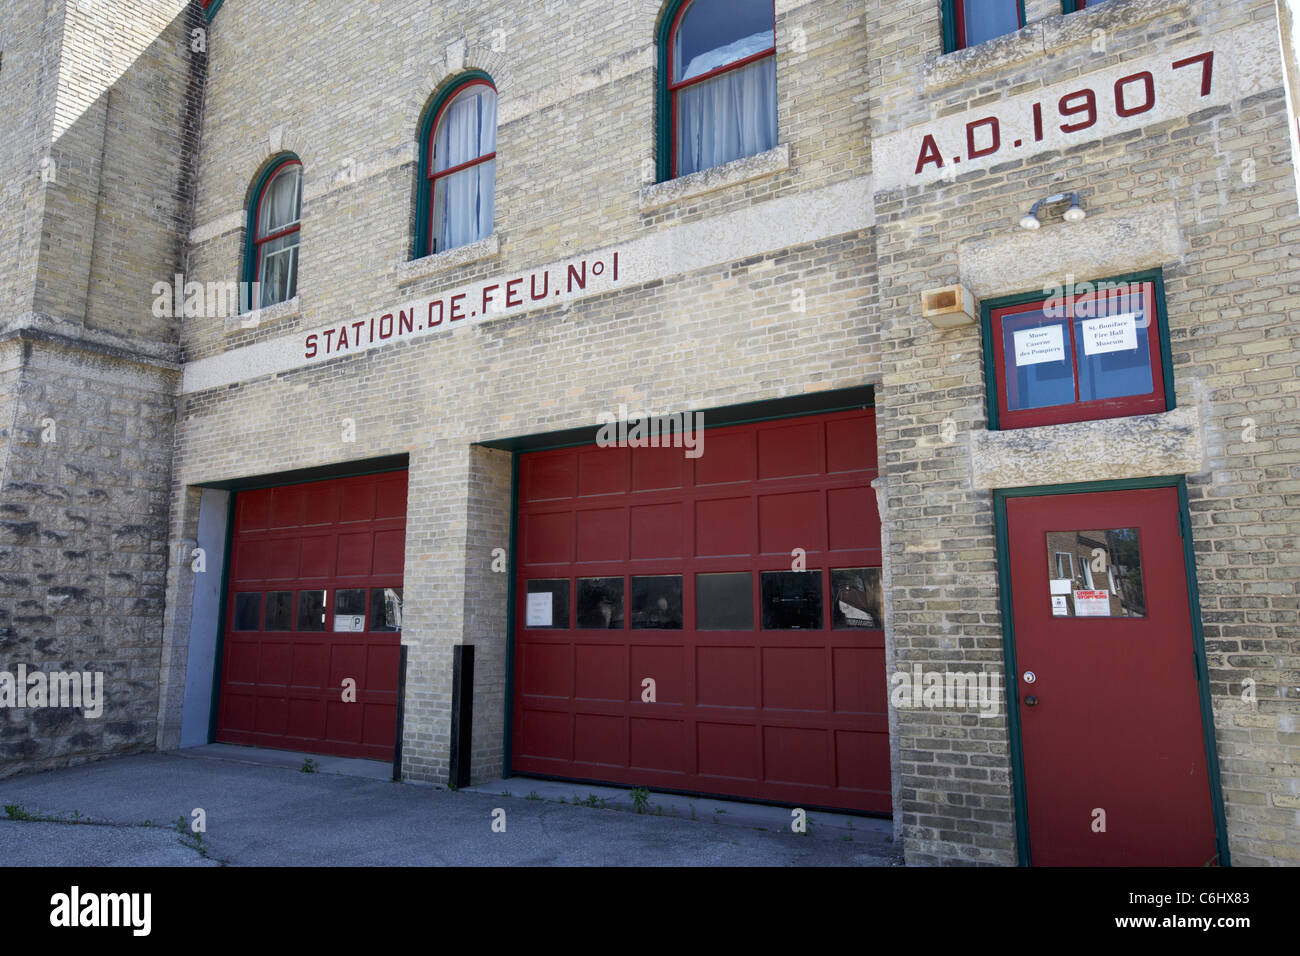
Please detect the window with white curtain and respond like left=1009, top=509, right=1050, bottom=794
left=254, top=159, right=301, bottom=308
left=428, top=80, right=497, bottom=253
left=668, top=0, right=777, bottom=178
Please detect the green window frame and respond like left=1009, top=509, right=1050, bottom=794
left=241, top=152, right=302, bottom=311
left=413, top=70, right=496, bottom=261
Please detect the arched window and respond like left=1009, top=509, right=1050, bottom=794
left=245, top=156, right=301, bottom=309
left=416, top=76, right=497, bottom=258
left=660, top=0, right=777, bottom=180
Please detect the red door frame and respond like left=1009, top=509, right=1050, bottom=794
left=994, top=476, right=1229, bottom=866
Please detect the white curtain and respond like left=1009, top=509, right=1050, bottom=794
left=676, top=56, right=776, bottom=177
left=258, top=166, right=300, bottom=234
left=433, top=87, right=497, bottom=251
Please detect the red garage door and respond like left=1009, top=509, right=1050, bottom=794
left=511, top=409, right=889, bottom=812
left=216, top=471, right=407, bottom=761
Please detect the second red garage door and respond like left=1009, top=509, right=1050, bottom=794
left=511, top=409, right=889, bottom=813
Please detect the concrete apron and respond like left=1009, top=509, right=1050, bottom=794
left=182, top=743, right=895, bottom=848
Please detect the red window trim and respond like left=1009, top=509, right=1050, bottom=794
left=953, top=0, right=1022, bottom=51
left=427, top=78, right=497, bottom=254
left=991, top=280, right=1166, bottom=429
left=253, top=158, right=302, bottom=296
left=666, top=0, right=777, bottom=179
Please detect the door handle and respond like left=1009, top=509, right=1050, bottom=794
left=1024, top=695, right=1038, bottom=707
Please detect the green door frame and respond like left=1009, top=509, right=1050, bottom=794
left=992, top=474, right=1230, bottom=866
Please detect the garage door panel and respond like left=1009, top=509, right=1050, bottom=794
left=236, top=490, right=270, bottom=532
left=372, top=529, right=405, bottom=575
left=631, top=445, right=685, bottom=491
left=216, top=470, right=406, bottom=762
left=697, top=722, right=760, bottom=780
left=629, top=503, right=683, bottom=559
left=519, top=708, right=571, bottom=760
left=520, top=642, right=572, bottom=698
left=512, top=409, right=887, bottom=813
left=758, top=490, right=825, bottom=555
left=366, top=643, right=401, bottom=693
left=630, top=644, right=684, bottom=704
left=695, top=430, right=755, bottom=486
left=362, top=704, right=398, bottom=748
left=522, top=454, right=575, bottom=502
left=574, top=643, right=624, bottom=700
left=695, top=497, right=753, bottom=557
left=578, top=446, right=629, bottom=497
left=576, top=507, right=627, bottom=562
left=524, top=511, right=573, bottom=565
left=291, top=641, right=327, bottom=688
left=828, top=486, right=880, bottom=552
left=325, top=698, right=362, bottom=744
left=629, top=717, right=687, bottom=773
left=269, top=486, right=306, bottom=528
left=696, top=646, right=756, bottom=708
left=335, top=532, right=371, bottom=577
left=762, top=647, right=828, bottom=711
left=373, top=474, right=407, bottom=519
left=758, top=422, right=823, bottom=479
left=256, top=696, right=289, bottom=736
left=764, top=725, right=832, bottom=786
left=303, top=483, right=338, bottom=526
left=259, top=642, right=292, bottom=685
left=826, top=417, right=877, bottom=474
left=833, top=646, right=887, bottom=714
left=266, top=537, right=301, bottom=579
left=573, top=713, right=625, bottom=766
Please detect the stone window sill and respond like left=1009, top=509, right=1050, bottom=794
left=223, top=295, right=301, bottom=336
left=969, top=404, right=1203, bottom=490
left=925, top=0, right=1190, bottom=94
left=395, top=233, right=500, bottom=284
left=638, top=144, right=790, bottom=213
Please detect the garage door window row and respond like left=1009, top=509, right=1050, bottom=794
left=525, top=569, right=883, bottom=632
left=232, top=588, right=403, bottom=633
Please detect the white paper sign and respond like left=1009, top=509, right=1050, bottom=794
left=1013, top=325, right=1065, bottom=366
left=1081, top=313, right=1139, bottom=355
left=1073, top=590, right=1111, bottom=617
left=526, top=592, right=553, bottom=627
left=1051, top=595, right=1069, bottom=617
left=334, top=614, right=364, bottom=632
left=1049, top=578, right=1072, bottom=595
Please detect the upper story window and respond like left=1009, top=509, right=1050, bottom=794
left=1065, top=0, right=1112, bottom=10
left=983, top=272, right=1172, bottom=429
left=662, top=0, right=777, bottom=180
left=944, top=0, right=1025, bottom=52
left=248, top=156, right=301, bottom=309
left=417, top=76, right=497, bottom=257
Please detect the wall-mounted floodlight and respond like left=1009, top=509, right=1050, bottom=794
left=1019, top=192, right=1086, bottom=230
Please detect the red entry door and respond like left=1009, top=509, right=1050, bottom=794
left=1006, top=487, right=1218, bottom=865
left=216, top=471, right=408, bottom=761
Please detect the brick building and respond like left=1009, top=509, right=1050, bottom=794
left=1, top=0, right=1297, bottom=866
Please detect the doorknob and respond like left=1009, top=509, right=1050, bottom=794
left=1024, top=695, right=1039, bottom=707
